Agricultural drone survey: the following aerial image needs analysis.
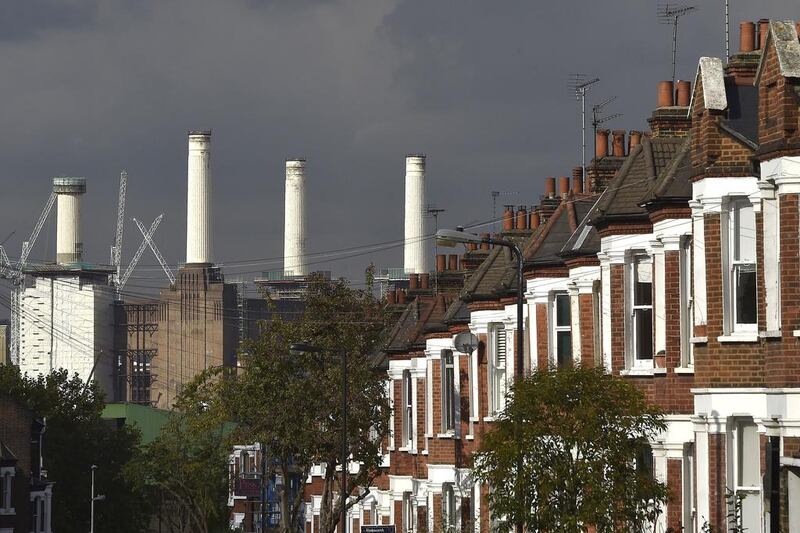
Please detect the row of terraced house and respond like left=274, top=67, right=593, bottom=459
left=296, top=19, right=800, bottom=533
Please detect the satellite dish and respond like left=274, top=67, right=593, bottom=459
left=454, top=332, right=479, bottom=354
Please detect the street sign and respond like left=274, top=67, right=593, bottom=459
left=361, top=526, right=396, bottom=533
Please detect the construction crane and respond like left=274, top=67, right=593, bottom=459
left=7, top=191, right=57, bottom=363
left=133, top=217, right=175, bottom=285
left=118, top=215, right=164, bottom=291
left=111, top=171, right=127, bottom=286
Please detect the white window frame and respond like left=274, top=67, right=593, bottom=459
left=440, top=349, right=456, bottom=434
left=488, top=323, right=507, bottom=415
left=724, top=197, right=758, bottom=334
left=682, top=443, right=695, bottom=533
left=0, top=468, right=13, bottom=514
left=728, top=418, right=761, bottom=531
left=550, top=291, right=572, bottom=368
left=679, top=235, right=694, bottom=367
left=626, top=252, right=654, bottom=368
left=442, top=482, right=457, bottom=530
left=401, top=370, right=413, bottom=448
left=402, top=491, right=415, bottom=533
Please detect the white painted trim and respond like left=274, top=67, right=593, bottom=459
left=762, top=156, right=800, bottom=194
left=716, top=334, right=759, bottom=343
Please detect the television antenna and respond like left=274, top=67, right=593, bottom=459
left=592, top=96, right=623, bottom=158
left=658, top=3, right=697, bottom=86
left=570, top=74, right=600, bottom=177
left=490, top=191, right=518, bottom=233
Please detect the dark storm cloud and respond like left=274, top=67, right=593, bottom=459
left=0, top=0, right=98, bottom=41
left=0, top=0, right=798, bottom=303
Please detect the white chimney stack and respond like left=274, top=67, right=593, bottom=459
left=284, top=159, right=307, bottom=277
left=404, top=154, right=428, bottom=275
left=53, top=177, right=86, bottom=264
left=186, top=130, right=212, bottom=265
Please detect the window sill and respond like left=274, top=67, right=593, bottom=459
left=0, top=508, right=15, bottom=515
left=436, top=433, right=455, bottom=439
left=717, top=334, right=759, bottom=343
left=620, top=368, right=663, bottom=377
left=465, top=434, right=475, bottom=441
left=674, top=366, right=695, bottom=375
left=483, top=416, right=496, bottom=422
left=690, top=336, right=708, bottom=344
left=792, top=330, right=800, bottom=338
left=760, top=330, right=782, bottom=339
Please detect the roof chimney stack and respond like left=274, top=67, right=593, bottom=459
left=657, top=81, right=674, bottom=107
left=284, top=159, right=307, bottom=276
left=436, top=254, right=446, bottom=272
left=740, top=21, right=756, bottom=52
left=448, top=254, right=459, bottom=271
left=515, top=206, right=528, bottom=229
left=404, top=154, right=428, bottom=275
left=558, top=176, right=570, bottom=198
left=758, top=19, right=770, bottom=49
left=529, top=210, right=540, bottom=229
left=544, top=177, right=556, bottom=198
left=186, top=130, right=212, bottom=265
left=503, top=205, right=515, bottom=230
left=595, top=129, right=609, bottom=158
left=628, top=130, right=643, bottom=151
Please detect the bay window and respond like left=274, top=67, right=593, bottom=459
left=441, top=350, right=456, bottom=433
left=730, top=419, right=760, bottom=532
left=628, top=253, right=653, bottom=366
left=725, top=197, right=757, bottom=333
left=551, top=292, right=572, bottom=368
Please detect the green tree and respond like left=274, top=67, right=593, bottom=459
left=0, top=365, right=150, bottom=533
left=126, top=375, right=231, bottom=533
left=473, top=366, right=668, bottom=533
left=197, top=274, right=390, bottom=533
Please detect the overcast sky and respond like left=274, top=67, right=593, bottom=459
left=0, top=0, right=796, bottom=304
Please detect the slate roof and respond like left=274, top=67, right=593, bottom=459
left=587, top=136, right=684, bottom=224
left=383, top=293, right=456, bottom=353
left=756, top=20, right=800, bottom=83
left=639, top=137, right=692, bottom=206
left=560, top=220, right=601, bottom=258
left=442, top=297, right=470, bottom=325
left=461, top=232, right=533, bottom=301
left=720, top=82, right=759, bottom=149
left=525, top=196, right=596, bottom=265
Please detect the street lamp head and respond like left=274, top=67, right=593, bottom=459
left=435, top=228, right=484, bottom=248
left=289, top=342, right=323, bottom=356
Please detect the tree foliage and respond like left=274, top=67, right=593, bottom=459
left=126, top=374, right=231, bottom=533
left=0, top=365, right=150, bottom=533
left=472, top=366, right=668, bottom=533
left=195, top=274, right=391, bottom=533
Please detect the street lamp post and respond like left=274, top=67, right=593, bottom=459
left=436, top=228, right=525, bottom=533
left=290, top=343, right=348, bottom=533
left=89, top=464, right=105, bottom=533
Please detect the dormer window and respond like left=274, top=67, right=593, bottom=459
left=724, top=197, right=757, bottom=334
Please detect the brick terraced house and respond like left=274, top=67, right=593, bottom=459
left=301, top=18, right=800, bottom=533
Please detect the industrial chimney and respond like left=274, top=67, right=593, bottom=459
left=284, top=158, right=307, bottom=277
left=186, top=130, right=212, bottom=265
left=404, top=154, right=428, bottom=275
left=52, top=177, right=86, bottom=264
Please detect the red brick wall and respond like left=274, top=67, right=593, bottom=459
left=609, top=264, right=626, bottom=374
left=707, top=433, right=727, bottom=529
left=578, top=293, right=595, bottom=367
left=758, top=43, right=800, bottom=149
left=667, top=458, right=683, bottom=531
left=535, top=303, right=548, bottom=369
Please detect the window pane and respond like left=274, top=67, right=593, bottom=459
left=633, top=256, right=652, bottom=305
left=556, top=331, right=572, bottom=368
left=635, top=309, right=653, bottom=359
left=555, top=293, right=570, bottom=327
left=736, top=266, right=757, bottom=324
left=734, top=201, right=756, bottom=261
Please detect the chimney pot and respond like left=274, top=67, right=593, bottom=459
left=611, top=130, right=626, bottom=157
left=595, top=129, right=609, bottom=158
left=515, top=206, right=528, bottom=229
left=740, top=21, right=756, bottom=52
left=558, top=176, right=570, bottom=198
left=448, top=254, right=459, bottom=270
left=675, top=80, right=691, bottom=107
left=419, top=273, right=430, bottom=290
left=386, top=291, right=396, bottom=305
left=467, top=242, right=478, bottom=251
left=571, top=166, right=584, bottom=194
left=396, top=290, right=406, bottom=304
left=436, top=254, right=446, bottom=272
left=628, top=130, right=643, bottom=151
left=544, top=177, right=556, bottom=198
left=758, top=19, right=770, bottom=50
left=529, top=210, right=540, bottom=229
left=479, top=233, right=490, bottom=250
left=408, top=273, right=419, bottom=290
left=657, top=81, right=674, bottom=107
left=503, top=205, right=515, bottom=230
